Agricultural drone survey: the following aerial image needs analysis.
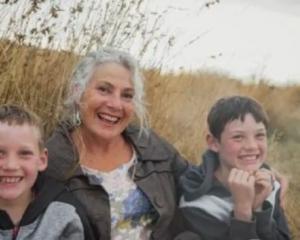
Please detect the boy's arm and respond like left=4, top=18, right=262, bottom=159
left=254, top=190, right=291, bottom=240
left=180, top=206, right=259, bottom=240
left=228, top=169, right=255, bottom=222
left=227, top=169, right=259, bottom=239
left=230, top=169, right=290, bottom=239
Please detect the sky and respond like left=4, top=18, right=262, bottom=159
left=0, top=0, right=299, bottom=85
left=151, top=0, right=300, bottom=85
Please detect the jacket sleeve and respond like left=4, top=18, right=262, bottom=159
left=171, top=150, right=190, bottom=201
left=254, top=192, right=291, bottom=240
left=73, top=198, right=97, bottom=240
left=57, top=188, right=97, bottom=240
left=178, top=207, right=261, bottom=240
left=177, top=201, right=291, bottom=240
left=60, top=221, right=86, bottom=240
left=151, top=130, right=190, bottom=201
left=232, top=191, right=291, bottom=240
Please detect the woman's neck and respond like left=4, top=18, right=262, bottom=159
left=72, top=128, right=133, bottom=172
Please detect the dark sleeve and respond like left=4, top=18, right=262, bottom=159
left=73, top=196, right=97, bottom=240
left=230, top=215, right=258, bottom=240
left=171, top=150, right=190, bottom=202
left=230, top=192, right=291, bottom=240
left=177, top=206, right=263, bottom=240
left=57, top=189, right=97, bottom=240
left=151, top=130, right=190, bottom=201
left=254, top=192, right=291, bottom=240
left=170, top=207, right=203, bottom=240
left=179, top=207, right=231, bottom=240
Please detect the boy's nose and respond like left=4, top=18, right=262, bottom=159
left=244, top=137, right=258, bottom=149
left=2, top=156, right=20, bottom=170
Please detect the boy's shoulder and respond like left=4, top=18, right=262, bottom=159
left=34, top=173, right=91, bottom=218
left=179, top=150, right=220, bottom=203
left=1, top=174, right=95, bottom=240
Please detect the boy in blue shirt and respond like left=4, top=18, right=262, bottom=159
left=179, top=96, right=290, bottom=240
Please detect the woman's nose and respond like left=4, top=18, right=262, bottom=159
left=107, top=94, right=122, bottom=110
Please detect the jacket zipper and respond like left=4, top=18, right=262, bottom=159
left=12, top=225, right=20, bottom=240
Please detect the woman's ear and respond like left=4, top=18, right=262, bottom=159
left=206, top=133, right=219, bottom=152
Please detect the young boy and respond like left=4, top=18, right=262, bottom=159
left=179, top=96, right=290, bottom=240
left=0, top=105, right=95, bottom=240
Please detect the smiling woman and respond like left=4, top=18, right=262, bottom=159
left=45, top=48, right=195, bottom=240
left=78, top=63, right=135, bottom=146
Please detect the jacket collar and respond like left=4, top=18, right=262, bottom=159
left=48, top=122, right=169, bottom=180
left=59, top=121, right=170, bottom=162
left=181, top=150, right=219, bottom=201
left=181, top=150, right=271, bottom=202
left=123, top=126, right=170, bottom=162
left=0, top=174, right=65, bottom=229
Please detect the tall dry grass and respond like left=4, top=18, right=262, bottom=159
left=1, top=39, right=300, bottom=238
left=0, top=40, right=78, bottom=134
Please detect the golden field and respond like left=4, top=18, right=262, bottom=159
left=1, top=40, right=300, bottom=238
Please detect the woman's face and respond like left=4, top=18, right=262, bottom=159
left=79, top=62, right=135, bottom=141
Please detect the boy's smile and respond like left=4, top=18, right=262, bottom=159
left=0, top=123, right=47, bottom=204
left=209, top=113, right=267, bottom=175
left=0, top=176, right=23, bottom=183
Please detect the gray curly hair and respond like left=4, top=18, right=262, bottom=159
left=64, top=48, right=148, bottom=132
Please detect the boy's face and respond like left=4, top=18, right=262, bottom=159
left=0, top=123, right=47, bottom=203
left=208, top=113, right=267, bottom=173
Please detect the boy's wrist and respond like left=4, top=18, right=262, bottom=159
left=234, top=205, right=253, bottom=222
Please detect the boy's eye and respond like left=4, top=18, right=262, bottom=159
left=19, top=150, right=34, bottom=157
left=0, top=150, right=5, bottom=158
left=233, top=135, right=243, bottom=140
left=256, top=132, right=266, bottom=139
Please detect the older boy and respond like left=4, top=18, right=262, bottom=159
left=179, top=96, right=290, bottom=240
left=0, top=105, right=95, bottom=240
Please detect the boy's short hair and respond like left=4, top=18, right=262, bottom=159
left=207, top=96, right=269, bottom=140
left=0, top=104, right=44, bottom=149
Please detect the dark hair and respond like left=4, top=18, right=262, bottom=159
left=207, top=96, right=269, bottom=140
left=0, top=104, right=44, bottom=149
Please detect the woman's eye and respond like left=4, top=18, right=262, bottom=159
left=98, top=86, right=110, bottom=94
left=98, top=86, right=109, bottom=93
left=122, top=92, right=134, bottom=100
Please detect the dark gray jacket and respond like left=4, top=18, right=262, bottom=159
left=177, top=150, right=291, bottom=240
left=45, top=122, right=189, bottom=240
left=0, top=174, right=95, bottom=240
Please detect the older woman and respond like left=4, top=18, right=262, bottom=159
left=45, top=49, right=189, bottom=240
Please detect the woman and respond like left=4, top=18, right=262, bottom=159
left=45, top=49, right=189, bottom=240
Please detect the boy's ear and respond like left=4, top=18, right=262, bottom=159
left=38, top=148, right=48, bottom=171
left=206, top=133, right=220, bottom=153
